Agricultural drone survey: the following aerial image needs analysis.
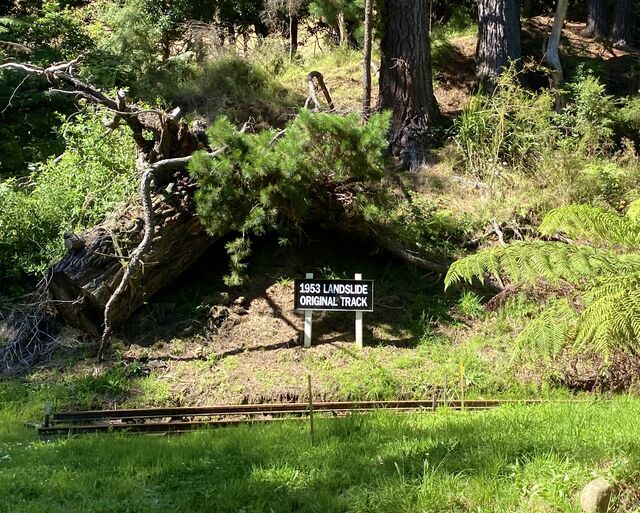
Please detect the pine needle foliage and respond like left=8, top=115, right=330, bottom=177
left=446, top=204, right=640, bottom=355
left=190, top=110, right=391, bottom=284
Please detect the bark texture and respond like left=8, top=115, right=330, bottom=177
left=49, top=195, right=215, bottom=335
left=582, top=0, right=608, bottom=39
left=362, top=0, right=373, bottom=119
left=476, top=0, right=522, bottom=87
left=545, top=0, right=569, bottom=111
left=378, top=0, right=439, bottom=170
left=612, top=0, right=635, bottom=48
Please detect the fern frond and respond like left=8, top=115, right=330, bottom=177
left=626, top=199, right=640, bottom=222
left=539, top=204, right=640, bottom=249
left=514, top=299, right=578, bottom=362
left=575, top=288, right=640, bottom=355
left=445, top=241, right=619, bottom=289
left=585, top=271, right=640, bottom=302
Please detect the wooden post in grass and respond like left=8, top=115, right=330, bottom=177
left=307, top=375, right=315, bottom=446
left=460, top=361, right=465, bottom=411
left=44, top=400, right=52, bottom=428
left=443, top=374, right=448, bottom=406
left=355, top=273, right=363, bottom=349
left=304, top=273, right=313, bottom=348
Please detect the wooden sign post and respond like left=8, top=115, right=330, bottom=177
left=295, top=273, right=374, bottom=349
left=355, top=273, right=363, bottom=349
left=303, top=272, right=314, bottom=348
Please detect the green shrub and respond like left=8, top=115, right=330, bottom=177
left=0, top=108, right=136, bottom=286
left=454, top=72, right=627, bottom=179
left=454, top=71, right=558, bottom=177
left=560, top=73, right=617, bottom=157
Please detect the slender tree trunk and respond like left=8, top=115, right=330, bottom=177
left=289, top=14, right=299, bottom=59
left=582, top=0, right=608, bottom=39
left=227, top=25, right=236, bottom=46
left=476, top=0, right=522, bottom=87
left=337, top=11, right=348, bottom=46
left=545, top=0, right=569, bottom=111
left=612, top=0, right=635, bottom=48
left=161, top=34, right=171, bottom=61
left=362, top=0, right=373, bottom=119
left=378, top=0, right=439, bottom=170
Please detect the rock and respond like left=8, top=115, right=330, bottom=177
left=234, top=296, right=248, bottom=307
left=202, top=292, right=231, bottom=307
left=207, top=305, right=231, bottom=331
left=579, top=478, right=612, bottom=513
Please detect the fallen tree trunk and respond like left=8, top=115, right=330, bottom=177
left=48, top=194, right=215, bottom=335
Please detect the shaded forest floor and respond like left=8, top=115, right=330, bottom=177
left=8, top=233, right=600, bottom=411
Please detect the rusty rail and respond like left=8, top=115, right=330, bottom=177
left=36, top=399, right=568, bottom=438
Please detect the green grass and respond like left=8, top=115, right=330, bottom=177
left=1, top=399, right=639, bottom=512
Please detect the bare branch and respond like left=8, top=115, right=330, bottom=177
left=306, top=71, right=335, bottom=111
left=1, top=74, right=29, bottom=114
left=96, top=145, right=227, bottom=359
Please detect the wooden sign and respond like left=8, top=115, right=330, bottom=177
left=294, top=278, right=374, bottom=312
left=295, top=273, right=373, bottom=350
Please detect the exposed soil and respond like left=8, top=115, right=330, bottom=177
left=110, top=234, right=453, bottom=406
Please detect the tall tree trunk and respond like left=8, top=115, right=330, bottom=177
left=582, top=0, right=607, bottom=39
left=378, top=0, right=439, bottom=170
left=545, top=0, right=569, bottom=111
left=362, top=0, right=373, bottom=119
left=289, top=14, right=299, bottom=59
left=612, top=0, right=635, bottom=48
left=476, top=0, right=522, bottom=87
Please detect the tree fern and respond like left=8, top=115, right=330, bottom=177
left=445, top=241, right=621, bottom=289
left=539, top=204, right=640, bottom=249
left=575, top=289, right=640, bottom=355
left=447, top=204, right=640, bottom=355
left=513, top=299, right=578, bottom=362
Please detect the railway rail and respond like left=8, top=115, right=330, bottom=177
left=35, top=399, right=566, bottom=438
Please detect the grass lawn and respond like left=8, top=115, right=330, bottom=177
left=1, top=398, right=639, bottom=512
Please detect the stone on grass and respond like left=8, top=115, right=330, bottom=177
left=579, top=478, right=612, bottom=513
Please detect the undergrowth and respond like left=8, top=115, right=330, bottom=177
left=0, top=108, right=136, bottom=287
